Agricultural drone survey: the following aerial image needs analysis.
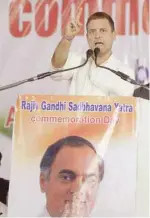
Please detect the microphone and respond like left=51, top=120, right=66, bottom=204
left=33, top=49, right=93, bottom=80
left=94, top=47, right=100, bottom=59
left=0, top=49, right=93, bottom=92
left=93, top=47, right=145, bottom=86
left=86, top=49, right=93, bottom=59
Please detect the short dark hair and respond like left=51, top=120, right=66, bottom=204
left=86, top=12, right=115, bottom=32
left=40, top=136, right=104, bottom=181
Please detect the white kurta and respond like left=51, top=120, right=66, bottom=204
left=50, top=52, right=135, bottom=96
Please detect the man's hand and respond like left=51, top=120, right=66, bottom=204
left=51, top=8, right=83, bottom=69
left=62, top=189, right=91, bottom=217
left=64, top=8, right=83, bottom=39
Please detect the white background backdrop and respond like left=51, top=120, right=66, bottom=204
left=0, top=0, right=149, bottom=216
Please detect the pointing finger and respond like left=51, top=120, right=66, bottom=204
left=76, top=8, right=83, bottom=22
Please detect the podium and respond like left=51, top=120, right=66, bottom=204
left=6, top=95, right=149, bottom=217
left=133, top=84, right=149, bottom=100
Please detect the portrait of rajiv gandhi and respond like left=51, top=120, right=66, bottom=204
left=39, top=136, right=104, bottom=217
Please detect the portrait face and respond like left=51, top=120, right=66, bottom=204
left=86, top=18, right=116, bottom=56
left=40, top=145, right=100, bottom=217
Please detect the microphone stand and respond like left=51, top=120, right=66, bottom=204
left=94, top=48, right=150, bottom=92
left=0, top=50, right=93, bottom=92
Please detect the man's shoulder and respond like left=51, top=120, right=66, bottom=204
left=68, top=51, right=86, bottom=61
left=111, top=55, right=135, bottom=78
left=63, top=51, right=86, bottom=69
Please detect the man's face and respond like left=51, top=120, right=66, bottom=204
left=86, top=18, right=116, bottom=56
left=40, top=145, right=100, bottom=217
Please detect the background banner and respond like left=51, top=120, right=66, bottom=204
left=0, top=0, right=149, bottom=216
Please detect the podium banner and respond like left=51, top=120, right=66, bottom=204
left=7, top=95, right=141, bottom=217
left=0, top=1, right=149, bottom=216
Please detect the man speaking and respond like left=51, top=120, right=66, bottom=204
left=50, top=10, right=135, bottom=96
left=39, top=136, right=104, bottom=217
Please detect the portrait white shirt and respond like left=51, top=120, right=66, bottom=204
left=38, top=205, right=93, bottom=217
left=50, top=52, right=135, bottom=96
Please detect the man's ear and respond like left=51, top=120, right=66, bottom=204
left=39, top=172, right=47, bottom=193
left=113, top=30, right=116, bottom=40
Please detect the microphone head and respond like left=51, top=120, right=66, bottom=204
left=86, top=49, right=93, bottom=59
left=94, top=47, right=100, bottom=57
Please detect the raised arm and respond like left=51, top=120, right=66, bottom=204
left=51, top=8, right=83, bottom=69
